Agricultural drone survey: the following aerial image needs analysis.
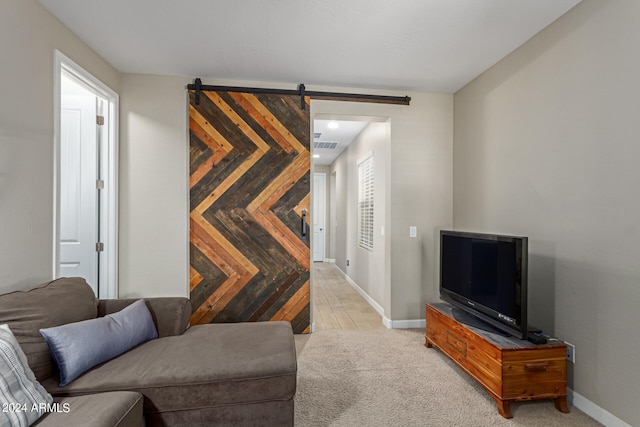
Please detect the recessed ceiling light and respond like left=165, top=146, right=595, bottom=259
left=312, top=154, right=320, bottom=158
left=327, top=121, right=338, bottom=129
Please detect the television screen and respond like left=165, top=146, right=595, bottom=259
left=439, top=230, right=527, bottom=339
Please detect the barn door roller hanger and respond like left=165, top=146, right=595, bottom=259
left=187, top=78, right=411, bottom=110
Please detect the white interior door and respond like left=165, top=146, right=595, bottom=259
left=59, top=77, right=99, bottom=294
left=55, top=50, right=119, bottom=299
left=313, top=173, right=326, bottom=262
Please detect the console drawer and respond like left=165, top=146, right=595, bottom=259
left=502, top=350, right=566, bottom=399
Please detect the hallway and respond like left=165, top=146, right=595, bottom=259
left=312, top=262, right=384, bottom=331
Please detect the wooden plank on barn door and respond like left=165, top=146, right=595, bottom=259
left=189, top=90, right=311, bottom=333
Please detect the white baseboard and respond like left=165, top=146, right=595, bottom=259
left=333, top=266, right=384, bottom=317
left=324, top=258, right=336, bottom=263
left=382, top=316, right=393, bottom=329
left=332, top=266, right=426, bottom=330
left=382, top=317, right=426, bottom=330
left=568, top=388, right=631, bottom=427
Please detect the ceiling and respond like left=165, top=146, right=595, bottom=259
left=313, top=119, right=372, bottom=166
left=41, top=0, right=581, bottom=165
left=40, top=0, right=581, bottom=93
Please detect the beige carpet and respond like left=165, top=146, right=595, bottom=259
left=294, top=328, right=601, bottom=427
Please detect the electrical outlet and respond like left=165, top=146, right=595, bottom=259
left=346, top=260, right=350, bottom=267
left=565, top=341, right=575, bottom=363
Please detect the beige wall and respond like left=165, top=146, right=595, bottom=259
left=0, top=0, right=119, bottom=293
left=453, top=1, right=639, bottom=425
left=118, top=74, right=190, bottom=297
left=388, top=94, right=453, bottom=322
left=330, top=121, right=389, bottom=307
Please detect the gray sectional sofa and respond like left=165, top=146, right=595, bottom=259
left=0, top=277, right=297, bottom=426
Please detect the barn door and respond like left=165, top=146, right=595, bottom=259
left=189, top=90, right=311, bottom=333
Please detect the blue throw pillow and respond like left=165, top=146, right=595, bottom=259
left=40, top=299, right=158, bottom=386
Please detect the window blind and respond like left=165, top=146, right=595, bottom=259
left=358, top=155, right=374, bottom=251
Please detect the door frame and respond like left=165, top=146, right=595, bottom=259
left=53, top=50, right=119, bottom=298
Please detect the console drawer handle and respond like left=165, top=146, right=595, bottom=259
left=525, top=363, right=548, bottom=372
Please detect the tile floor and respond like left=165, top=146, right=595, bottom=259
left=311, top=262, right=384, bottom=331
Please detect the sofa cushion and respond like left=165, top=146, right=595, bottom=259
left=0, top=278, right=98, bottom=381
left=98, top=297, right=192, bottom=338
left=43, top=322, right=297, bottom=415
left=40, top=299, right=158, bottom=386
left=0, top=324, right=53, bottom=426
left=32, top=392, right=144, bottom=427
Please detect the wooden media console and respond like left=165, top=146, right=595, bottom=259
left=425, top=303, right=569, bottom=419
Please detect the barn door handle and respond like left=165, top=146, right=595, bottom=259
left=301, top=209, right=307, bottom=239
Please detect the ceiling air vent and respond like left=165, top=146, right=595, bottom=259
left=313, top=132, right=322, bottom=139
left=314, top=141, right=339, bottom=149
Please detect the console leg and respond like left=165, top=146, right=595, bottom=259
left=425, top=338, right=433, bottom=348
left=495, top=399, right=513, bottom=419
left=554, top=396, right=570, bottom=413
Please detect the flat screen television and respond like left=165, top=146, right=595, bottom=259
left=439, top=230, right=528, bottom=339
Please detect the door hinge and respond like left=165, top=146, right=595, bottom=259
left=96, top=242, right=104, bottom=252
left=96, top=115, right=105, bottom=126
left=96, top=179, right=104, bottom=190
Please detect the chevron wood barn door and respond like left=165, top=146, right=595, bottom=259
left=189, top=90, right=311, bottom=333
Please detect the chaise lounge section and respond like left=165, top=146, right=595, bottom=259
left=0, top=277, right=297, bottom=426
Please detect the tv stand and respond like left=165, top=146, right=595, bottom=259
left=425, top=303, right=569, bottom=419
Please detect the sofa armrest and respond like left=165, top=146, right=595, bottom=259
left=98, top=297, right=192, bottom=337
